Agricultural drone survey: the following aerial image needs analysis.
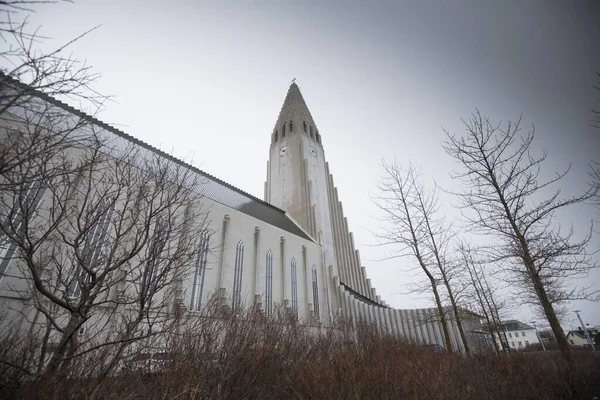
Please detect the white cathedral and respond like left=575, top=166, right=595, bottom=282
left=0, top=78, right=489, bottom=354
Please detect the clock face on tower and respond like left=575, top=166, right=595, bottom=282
left=280, top=145, right=288, bottom=156
left=309, top=146, right=317, bottom=157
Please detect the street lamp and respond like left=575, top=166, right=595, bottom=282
left=531, top=321, right=546, bottom=352
left=574, top=310, right=596, bottom=351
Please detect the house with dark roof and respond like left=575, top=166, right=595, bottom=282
left=566, top=328, right=599, bottom=348
left=495, top=320, right=541, bottom=350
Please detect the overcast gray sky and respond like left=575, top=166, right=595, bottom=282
left=23, top=0, right=600, bottom=329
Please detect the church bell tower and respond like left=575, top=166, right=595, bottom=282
left=265, top=82, right=379, bottom=303
left=264, top=82, right=337, bottom=270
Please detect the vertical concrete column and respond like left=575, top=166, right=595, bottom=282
left=390, top=309, right=400, bottom=337
left=326, top=168, right=345, bottom=285
left=401, top=310, right=411, bottom=339
left=341, top=215, right=358, bottom=294
left=280, top=236, right=288, bottom=304
left=350, top=297, right=359, bottom=327
left=383, top=308, right=393, bottom=335
left=361, top=267, right=369, bottom=299
left=302, top=245, right=312, bottom=320
left=253, top=227, right=261, bottom=302
left=335, top=191, right=353, bottom=288
left=327, top=265, right=337, bottom=313
left=432, top=315, right=444, bottom=347
left=217, top=214, right=231, bottom=292
left=264, top=160, right=270, bottom=202
left=409, top=310, right=421, bottom=343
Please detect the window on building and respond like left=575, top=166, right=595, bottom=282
left=309, top=126, right=314, bottom=139
left=525, top=341, right=529, bottom=346
left=303, top=121, right=307, bottom=132
left=518, top=341, right=522, bottom=347
left=274, top=131, right=278, bottom=142
left=289, top=121, right=294, bottom=132
left=232, top=240, right=244, bottom=311
left=190, top=230, right=210, bottom=311
left=291, top=257, right=298, bottom=316
left=570, top=339, right=574, bottom=344
left=282, top=122, right=286, bottom=138
left=514, top=332, right=519, bottom=337
left=265, top=250, right=273, bottom=315
left=311, top=264, right=319, bottom=320
left=508, top=333, right=512, bottom=338
left=68, top=197, right=115, bottom=298
left=0, top=180, right=45, bottom=278
left=511, top=342, right=515, bottom=347
left=316, top=132, right=321, bottom=144
left=521, top=331, right=525, bottom=336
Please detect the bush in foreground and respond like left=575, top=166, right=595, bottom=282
left=2, top=306, right=599, bottom=399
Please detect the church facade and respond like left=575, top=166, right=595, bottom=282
left=0, top=78, right=489, bottom=353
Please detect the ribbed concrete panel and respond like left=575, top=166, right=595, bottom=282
left=391, top=309, right=400, bottom=337
left=341, top=291, right=350, bottom=319
left=432, top=314, right=444, bottom=347
left=410, top=310, right=422, bottom=343
left=380, top=307, right=390, bottom=334
left=326, top=168, right=346, bottom=285
left=389, top=309, right=399, bottom=337
left=421, top=310, right=434, bottom=344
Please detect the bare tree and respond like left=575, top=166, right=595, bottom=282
left=372, top=160, right=454, bottom=352
left=0, top=121, right=210, bottom=380
left=457, top=242, right=511, bottom=354
left=0, top=1, right=108, bottom=186
left=442, top=110, right=599, bottom=363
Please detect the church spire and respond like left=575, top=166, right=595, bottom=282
left=270, top=81, right=321, bottom=146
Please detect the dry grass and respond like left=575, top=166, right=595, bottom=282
left=2, top=307, right=599, bottom=400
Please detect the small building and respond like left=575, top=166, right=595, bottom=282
left=566, top=328, right=599, bottom=348
left=495, top=320, right=540, bottom=350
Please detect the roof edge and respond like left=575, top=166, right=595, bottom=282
left=0, top=72, right=288, bottom=215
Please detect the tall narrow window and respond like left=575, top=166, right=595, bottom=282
left=136, top=216, right=170, bottom=300
left=289, top=121, right=294, bottom=132
left=190, top=230, right=210, bottom=311
left=311, top=264, right=319, bottom=320
left=316, top=132, right=321, bottom=144
left=0, top=180, right=45, bottom=279
left=232, top=240, right=244, bottom=310
left=68, top=198, right=115, bottom=298
left=265, top=250, right=273, bottom=315
left=309, top=126, right=314, bottom=139
left=290, top=257, right=298, bottom=316
left=282, top=122, right=286, bottom=138
left=274, top=131, right=278, bottom=142
left=303, top=121, right=307, bottom=132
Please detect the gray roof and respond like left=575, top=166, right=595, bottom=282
left=501, top=320, right=535, bottom=331
left=1, top=73, right=314, bottom=242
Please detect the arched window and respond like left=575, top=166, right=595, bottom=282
left=312, top=264, right=320, bottom=320
left=232, top=240, right=244, bottom=310
left=282, top=122, right=286, bottom=138
left=290, top=257, right=298, bottom=315
left=265, top=250, right=273, bottom=315
left=190, top=230, right=210, bottom=311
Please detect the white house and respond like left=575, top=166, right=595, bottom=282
left=496, top=320, right=541, bottom=350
